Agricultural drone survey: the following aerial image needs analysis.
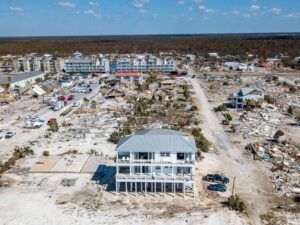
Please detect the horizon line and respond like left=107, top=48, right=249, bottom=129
left=1, top=32, right=300, bottom=39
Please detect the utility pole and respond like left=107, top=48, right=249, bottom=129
left=231, top=177, right=236, bottom=196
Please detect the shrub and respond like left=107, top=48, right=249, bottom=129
left=228, top=195, right=247, bottom=213
left=109, top=131, right=120, bottom=144
left=264, top=95, right=276, bottom=105
left=214, top=104, right=227, bottom=112
left=43, top=151, right=50, bottom=156
left=289, top=86, right=296, bottom=93
left=190, top=105, right=198, bottom=111
left=192, top=128, right=210, bottom=152
left=287, top=106, right=293, bottom=115
left=224, top=112, right=233, bottom=121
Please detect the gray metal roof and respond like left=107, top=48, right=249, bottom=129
left=233, top=87, right=264, bottom=98
left=0, top=71, right=45, bottom=84
left=117, top=129, right=196, bottom=153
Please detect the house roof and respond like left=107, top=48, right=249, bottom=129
left=116, top=129, right=196, bottom=153
left=0, top=71, right=45, bottom=85
left=233, top=87, right=264, bottom=98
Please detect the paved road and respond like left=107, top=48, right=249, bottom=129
left=186, top=67, right=244, bottom=164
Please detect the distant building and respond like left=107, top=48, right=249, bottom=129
left=13, top=54, right=65, bottom=73
left=115, top=129, right=196, bottom=197
left=186, top=54, right=196, bottom=61
left=114, top=72, right=144, bottom=84
left=261, top=58, right=281, bottom=68
left=116, top=54, right=177, bottom=73
left=208, top=53, right=220, bottom=59
left=65, top=53, right=109, bottom=74
left=231, top=87, right=264, bottom=108
left=0, top=71, right=46, bottom=89
left=224, top=62, right=253, bottom=71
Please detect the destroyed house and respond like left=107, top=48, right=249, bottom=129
left=231, top=87, right=264, bottom=108
left=115, top=129, right=196, bottom=197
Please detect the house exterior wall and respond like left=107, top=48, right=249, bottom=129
left=8, top=73, right=46, bottom=89
left=116, top=55, right=177, bottom=73
left=65, top=58, right=109, bottom=73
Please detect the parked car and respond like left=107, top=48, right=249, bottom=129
left=203, top=173, right=229, bottom=184
left=67, top=95, right=75, bottom=101
left=207, top=184, right=227, bottom=192
left=58, top=96, right=66, bottom=101
left=0, top=100, right=9, bottom=105
left=5, top=131, right=16, bottom=139
left=72, top=102, right=80, bottom=107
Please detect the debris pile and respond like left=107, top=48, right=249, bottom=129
left=245, top=141, right=300, bottom=199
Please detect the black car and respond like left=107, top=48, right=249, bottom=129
left=207, top=184, right=227, bottom=192
left=203, top=173, right=229, bottom=184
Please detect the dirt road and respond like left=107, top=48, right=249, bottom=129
left=187, top=77, right=244, bottom=164
left=185, top=70, right=282, bottom=225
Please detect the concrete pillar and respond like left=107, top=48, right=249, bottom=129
left=173, top=182, right=175, bottom=197
left=183, top=183, right=185, bottom=199
left=135, top=181, right=137, bottom=196
left=115, top=181, right=118, bottom=194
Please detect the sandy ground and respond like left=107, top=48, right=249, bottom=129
left=0, top=173, right=250, bottom=225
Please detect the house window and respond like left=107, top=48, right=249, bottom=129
left=160, top=152, right=170, bottom=157
left=177, top=153, right=184, bottom=160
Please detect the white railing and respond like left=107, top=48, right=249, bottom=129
left=116, top=173, right=195, bottom=181
left=116, top=159, right=194, bottom=165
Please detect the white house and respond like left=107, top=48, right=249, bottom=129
left=115, top=129, right=196, bottom=197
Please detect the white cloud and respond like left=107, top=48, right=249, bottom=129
left=84, top=9, right=100, bottom=17
left=177, top=0, right=186, bottom=4
left=188, top=7, right=193, bottom=12
left=9, top=6, right=24, bottom=12
left=270, top=8, right=282, bottom=15
left=89, top=1, right=99, bottom=6
left=193, top=0, right=205, bottom=3
left=250, top=5, right=260, bottom=10
left=58, top=2, right=76, bottom=8
left=133, top=0, right=150, bottom=9
left=198, top=5, right=215, bottom=13
left=287, top=13, right=300, bottom=18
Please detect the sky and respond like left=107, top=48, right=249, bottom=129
left=0, top=0, right=300, bottom=36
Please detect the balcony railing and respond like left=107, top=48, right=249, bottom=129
left=116, top=158, right=194, bottom=165
left=116, top=173, right=195, bottom=182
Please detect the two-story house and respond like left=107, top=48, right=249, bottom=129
left=115, top=129, right=196, bottom=197
left=231, top=87, right=265, bottom=108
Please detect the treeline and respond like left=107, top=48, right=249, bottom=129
left=0, top=34, right=300, bottom=57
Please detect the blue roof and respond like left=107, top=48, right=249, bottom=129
left=117, top=129, right=196, bottom=153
